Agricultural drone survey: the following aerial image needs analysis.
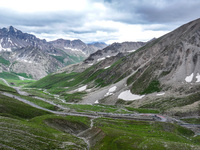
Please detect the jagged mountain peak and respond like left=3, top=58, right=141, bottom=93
left=7, top=26, right=18, bottom=32
left=0, top=26, right=107, bottom=79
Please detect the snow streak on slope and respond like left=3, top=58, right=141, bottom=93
left=185, top=73, right=194, bottom=82
left=118, top=90, right=145, bottom=101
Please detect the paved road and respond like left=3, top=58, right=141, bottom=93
left=1, top=91, right=167, bottom=121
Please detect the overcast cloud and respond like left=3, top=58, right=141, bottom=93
left=0, top=0, right=199, bottom=44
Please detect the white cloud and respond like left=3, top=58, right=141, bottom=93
left=0, top=0, right=88, bottom=13
left=0, top=0, right=199, bottom=44
left=32, top=21, right=169, bottom=44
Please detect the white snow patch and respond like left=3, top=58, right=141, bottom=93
left=0, top=39, right=11, bottom=52
left=104, top=65, right=110, bottom=69
left=16, top=57, right=33, bottom=63
left=196, top=73, right=200, bottom=82
left=88, top=63, right=93, bottom=66
left=23, top=60, right=32, bottom=63
left=64, top=47, right=86, bottom=55
left=14, top=28, right=18, bottom=32
left=8, top=38, right=13, bottom=44
left=156, top=92, right=165, bottom=96
left=127, top=49, right=136, bottom=53
left=118, top=90, right=145, bottom=101
left=18, top=76, right=25, bottom=80
left=185, top=73, right=194, bottom=82
left=5, top=48, right=11, bottom=51
left=106, top=55, right=111, bottom=58
left=97, top=57, right=105, bottom=62
left=104, top=86, right=117, bottom=97
left=77, top=85, right=87, bottom=92
left=86, top=89, right=92, bottom=92
left=94, top=100, right=99, bottom=104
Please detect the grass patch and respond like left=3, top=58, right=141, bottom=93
left=64, top=104, right=129, bottom=114
left=17, top=95, right=59, bottom=111
left=140, top=92, right=200, bottom=113
left=0, top=94, right=50, bottom=119
left=0, top=80, right=7, bottom=86
left=0, top=83, right=16, bottom=93
left=125, top=107, right=160, bottom=113
left=127, top=65, right=161, bottom=94
left=0, top=56, right=10, bottom=65
left=141, top=79, right=161, bottom=94
left=68, top=55, right=85, bottom=64
left=0, top=115, right=87, bottom=149
left=61, top=92, right=86, bottom=103
left=11, top=72, right=32, bottom=79
left=181, top=118, right=200, bottom=124
left=7, top=79, right=35, bottom=87
left=0, top=72, right=19, bottom=80
left=92, top=118, right=199, bottom=150
left=28, top=57, right=130, bottom=91
left=51, top=55, right=65, bottom=63
left=27, top=72, right=78, bottom=89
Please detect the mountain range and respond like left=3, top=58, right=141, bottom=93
left=58, top=41, right=146, bottom=73
left=0, top=26, right=107, bottom=79
left=30, top=18, right=200, bottom=117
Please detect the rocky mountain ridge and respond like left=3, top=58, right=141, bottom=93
left=0, top=26, right=106, bottom=79
left=84, top=41, right=146, bottom=64
left=58, top=41, right=146, bottom=74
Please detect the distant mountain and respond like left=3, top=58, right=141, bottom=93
left=84, top=41, right=146, bottom=64
left=55, top=41, right=146, bottom=77
left=50, top=39, right=107, bottom=56
left=87, top=42, right=107, bottom=49
left=0, top=26, right=105, bottom=79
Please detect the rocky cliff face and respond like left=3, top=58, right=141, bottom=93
left=0, top=26, right=105, bottom=79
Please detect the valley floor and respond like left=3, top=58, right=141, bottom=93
left=0, top=78, right=200, bottom=149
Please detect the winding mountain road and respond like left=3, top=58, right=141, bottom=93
left=0, top=78, right=199, bottom=135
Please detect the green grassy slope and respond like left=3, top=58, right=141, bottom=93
left=0, top=83, right=89, bottom=149
left=0, top=115, right=89, bottom=149
left=92, top=118, right=200, bottom=150
left=0, top=82, right=199, bottom=149
left=0, top=56, right=10, bottom=65
left=28, top=57, right=129, bottom=90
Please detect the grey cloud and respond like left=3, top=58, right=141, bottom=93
left=103, top=0, right=200, bottom=25
left=0, top=0, right=199, bottom=43
left=0, top=9, right=85, bottom=27
left=104, top=0, right=112, bottom=3
left=67, top=28, right=117, bottom=35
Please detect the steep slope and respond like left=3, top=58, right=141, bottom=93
left=29, top=18, right=200, bottom=117
left=75, top=18, right=200, bottom=113
left=79, top=18, right=200, bottom=95
left=10, top=46, right=64, bottom=79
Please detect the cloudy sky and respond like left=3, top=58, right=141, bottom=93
left=0, top=0, right=200, bottom=44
